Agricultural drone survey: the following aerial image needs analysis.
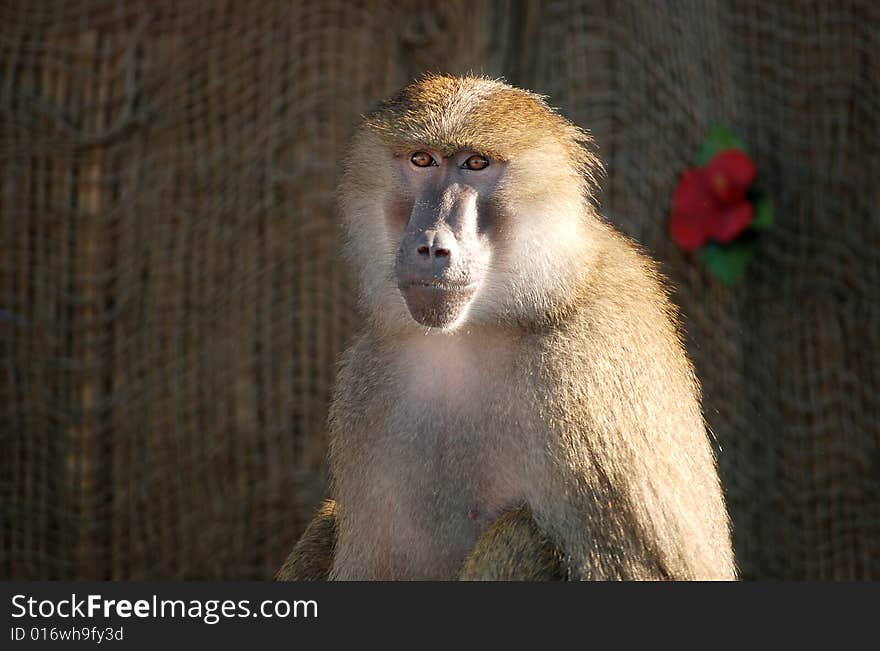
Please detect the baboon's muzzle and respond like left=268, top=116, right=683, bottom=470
left=395, top=183, right=481, bottom=328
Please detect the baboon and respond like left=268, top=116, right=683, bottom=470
left=276, top=75, right=736, bottom=581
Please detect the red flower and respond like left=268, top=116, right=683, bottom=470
left=669, top=149, right=757, bottom=251
left=704, top=149, right=756, bottom=204
left=714, top=202, right=754, bottom=243
left=670, top=169, right=718, bottom=251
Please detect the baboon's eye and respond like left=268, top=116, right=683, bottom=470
left=463, top=155, right=489, bottom=171
left=410, top=152, right=436, bottom=167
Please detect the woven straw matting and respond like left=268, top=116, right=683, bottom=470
left=1, top=1, right=878, bottom=580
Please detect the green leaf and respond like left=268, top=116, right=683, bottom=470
left=696, top=125, right=746, bottom=166
left=751, top=194, right=774, bottom=229
left=698, top=241, right=755, bottom=286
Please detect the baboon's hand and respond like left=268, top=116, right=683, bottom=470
left=459, top=506, right=568, bottom=581
left=275, top=500, right=337, bottom=581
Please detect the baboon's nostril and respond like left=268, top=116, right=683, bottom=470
left=434, top=248, right=451, bottom=258
left=417, top=245, right=430, bottom=256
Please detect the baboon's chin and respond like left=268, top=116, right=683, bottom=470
left=399, top=285, right=476, bottom=329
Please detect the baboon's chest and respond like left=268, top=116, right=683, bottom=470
left=372, top=337, right=528, bottom=578
left=372, top=418, right=524, bottom=578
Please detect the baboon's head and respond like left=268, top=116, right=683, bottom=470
left=338, top=74, right=603, bottom=332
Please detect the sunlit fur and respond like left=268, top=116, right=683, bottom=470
left=298, top=75, right=737, bottom=580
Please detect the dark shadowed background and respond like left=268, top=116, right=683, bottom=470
left=1, top=1, right=878, bottom=580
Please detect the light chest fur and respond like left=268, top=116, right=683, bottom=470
left=329, top=330, right=543, bottom=579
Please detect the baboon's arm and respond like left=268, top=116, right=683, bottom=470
left=459, top=506, right=568, bottom=581
left=275, top=499, right=337, bottom=581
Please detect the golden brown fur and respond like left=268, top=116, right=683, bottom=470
left=277, top=75, right=736, bottom=581
left=459, top=507, right=568, bottom=580
left=363, top=74, right=601, bottom=195
left=275, top=500, right=336, bottom=581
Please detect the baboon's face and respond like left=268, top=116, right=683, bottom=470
left=339, top=76, right=600, bottom=333
left=388, top=149, right=506, bottom=329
